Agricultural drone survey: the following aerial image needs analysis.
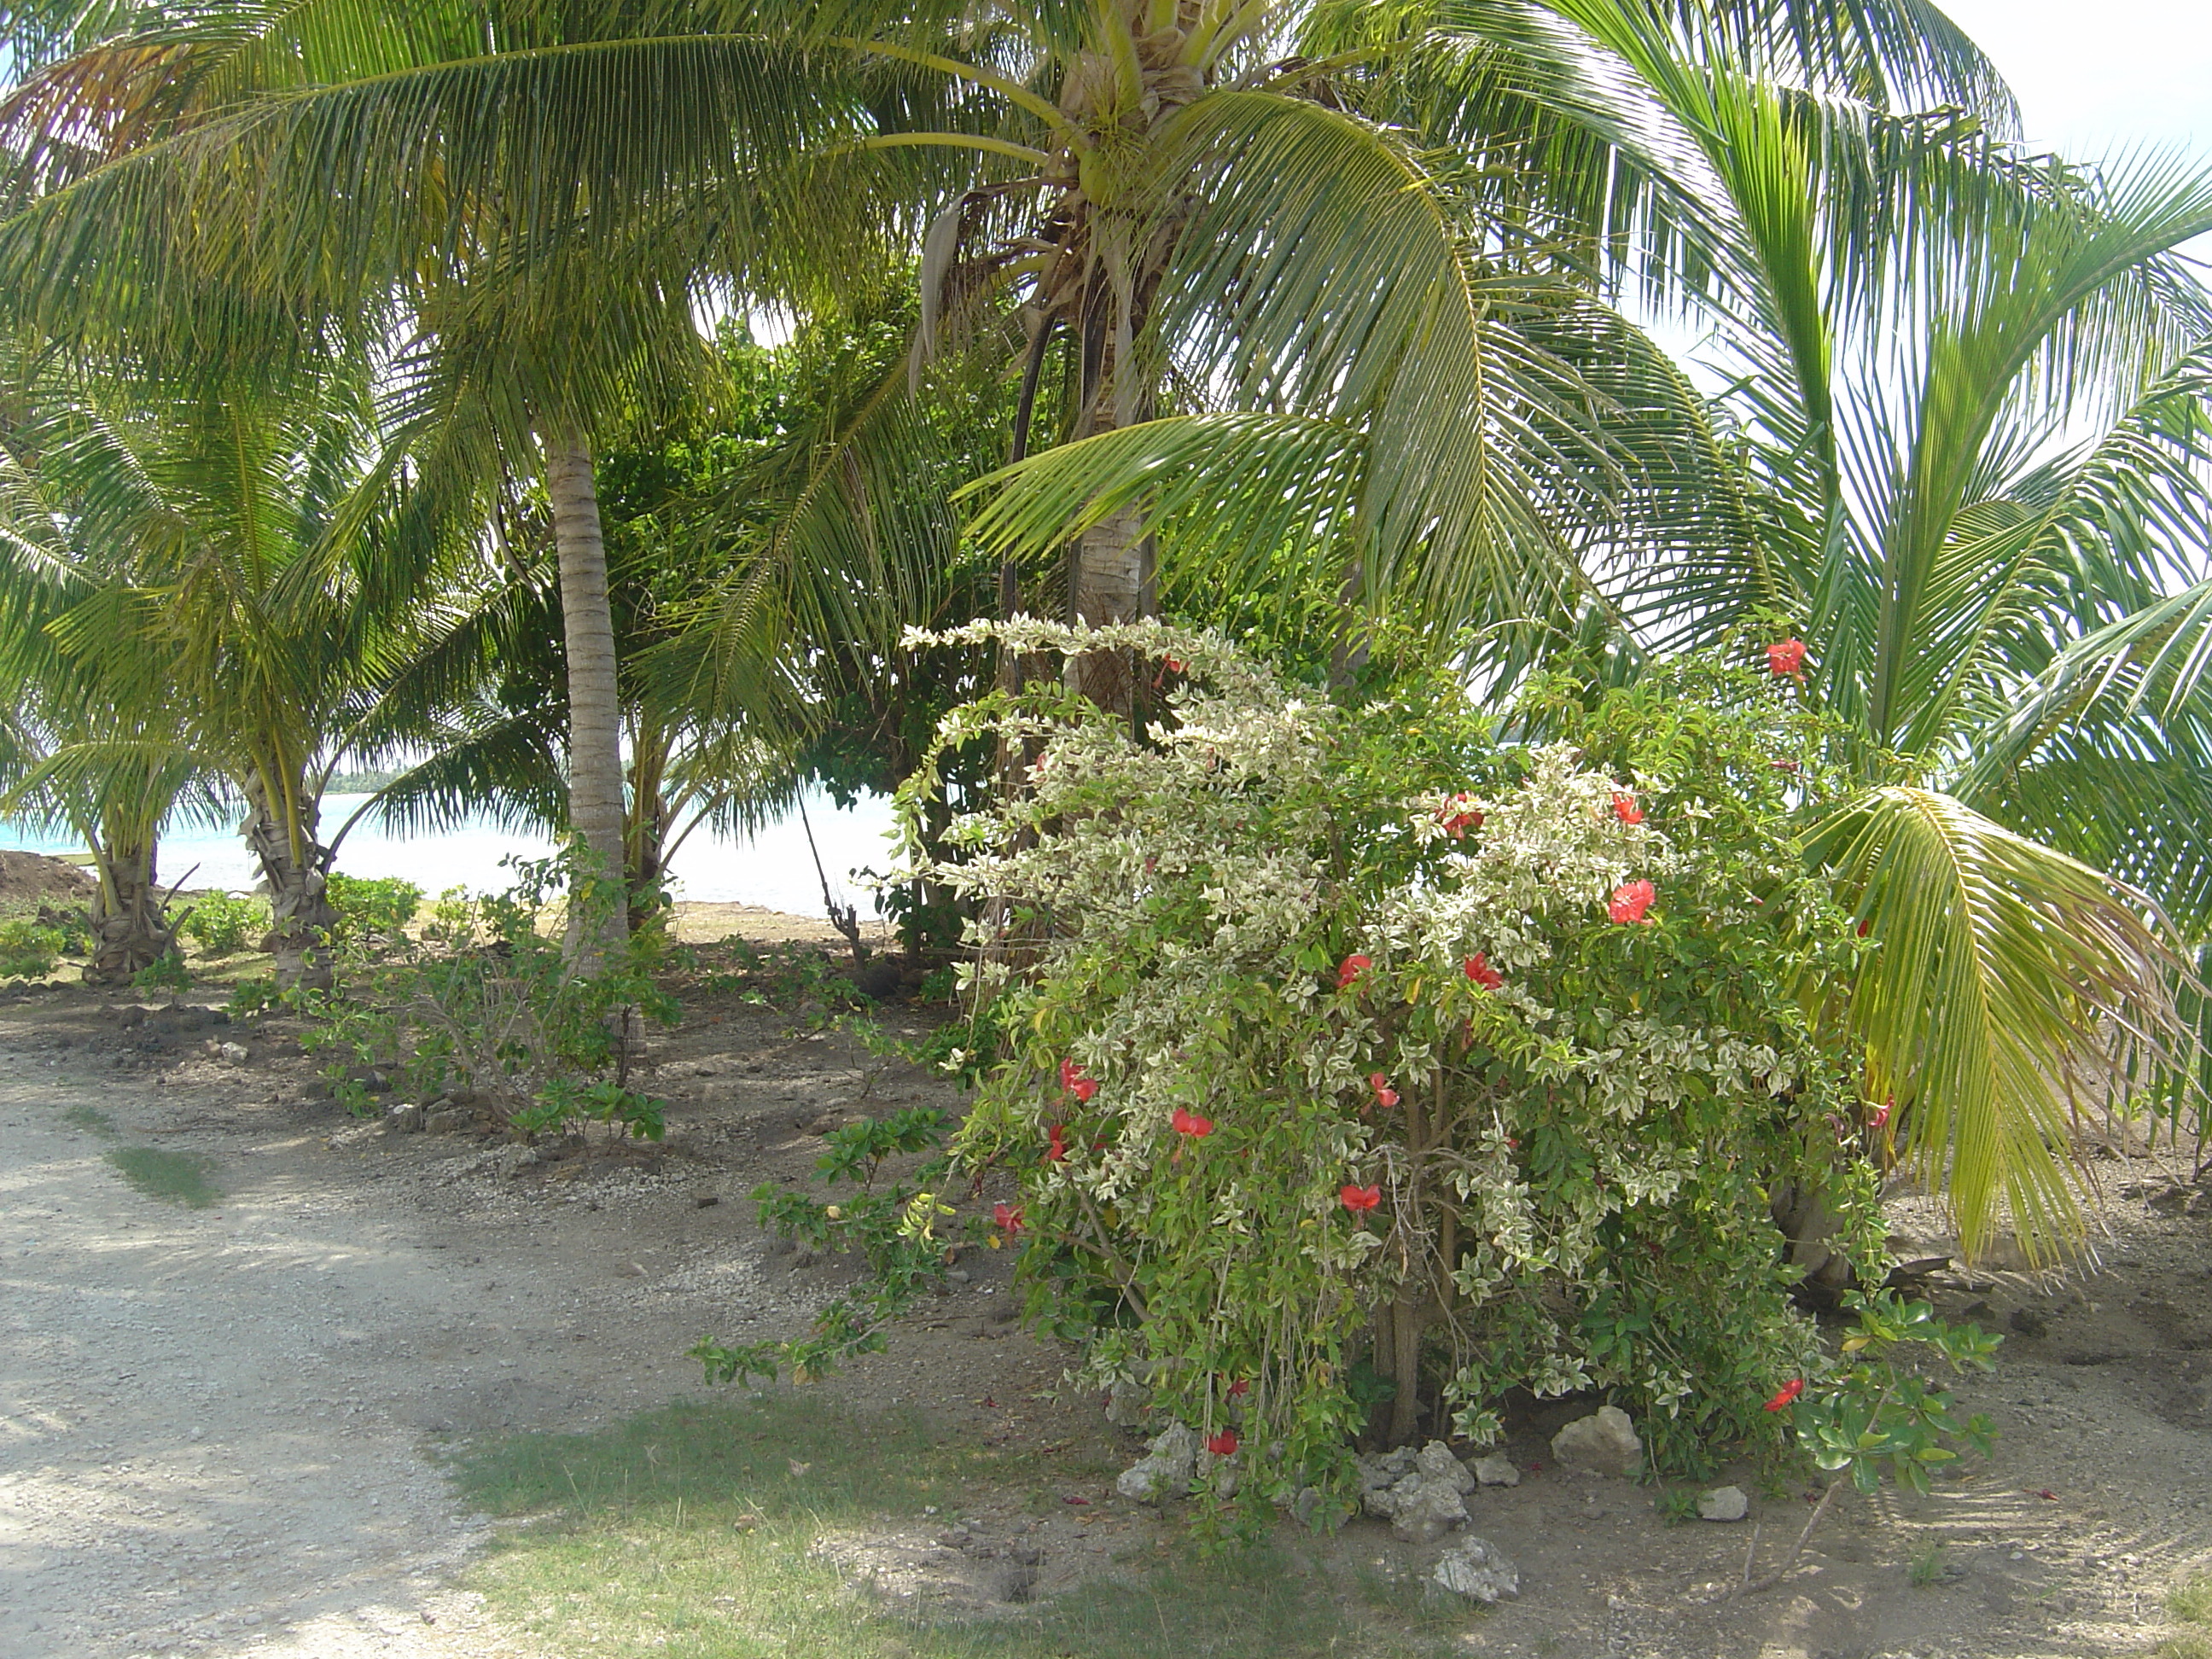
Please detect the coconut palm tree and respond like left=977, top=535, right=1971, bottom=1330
left=0, top=345, right=203, bottom=979
left=1528, top=0, right=2212, bottom=1256
left=3, top=353, right=499, bottom=987
left=0, top=682, right=201, bottom=982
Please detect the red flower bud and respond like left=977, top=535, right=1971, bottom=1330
left=1046, top=1123, right=1068, bottom=1162
left=1336, top=953, right=1372, bottom=990
left=1368, top=1072, right=1400, bottom=1110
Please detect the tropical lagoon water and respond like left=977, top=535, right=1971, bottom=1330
left=0, top=790, right=899, bottom=921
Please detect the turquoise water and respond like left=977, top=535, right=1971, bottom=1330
left=0, top=792, right=899, bottom=921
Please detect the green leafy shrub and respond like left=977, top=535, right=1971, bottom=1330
left=326, top=873, right=422, bottom=948
left=179, top=892, right=268, bottom=958
left=1735, top=1292, right=1997, bottom=1593
left=0, top=919, right=64, bottom=980
left=131, top=950, right=190, bottom=992
left=299, top=853, right=675, bottom=1136
left=47, top=910, right=90, bottom=957
left=226, top=976, right=281, bottom=1016
left=898, top=620, right=1885, bottom=1509
left=692, top=1106, right=959, bottom=1386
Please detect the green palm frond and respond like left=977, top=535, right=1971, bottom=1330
left=1807, top=787, right=2191, bottom=1259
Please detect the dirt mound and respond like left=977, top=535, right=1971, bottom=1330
left=0, top=849, right=95, bottom=901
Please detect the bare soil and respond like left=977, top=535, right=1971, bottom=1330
left=2, top=915, right=2209, bottom=1659
left=0, top=849, right=96, bottom=904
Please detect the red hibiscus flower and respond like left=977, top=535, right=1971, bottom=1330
left=1164, top=655, right=1185, bottom=673
left=1464, top=952, right=1505, bottom=991
left=1340, top=1183, right=1382, bottom=1214
left=1336, top=953, right=1372, bottom=990
left=992, top=1202, right=1026, bottom=1234
left=1207, top=1429, right=1239, bottom=1458
left=1436, top=794, right=1485, bottom=840
left=1612, top=791, right=1644, bottom=825
left=1059, top=1057, right=1098, bottom=1102
left=1046, top=1123, right=1068, bottom=1162
left=1763, top=1377, right=1805, bottom=1412
left=1368, top=1072, right=1400, bottom=1110
left=1767, top=638, right=1807, bottom=677
left=1608, top=880, right=1656, bottom=925
left=1171, top=1108, right=1214, bottom=1138
left=1227, top=1378, right=1250, bottom=1398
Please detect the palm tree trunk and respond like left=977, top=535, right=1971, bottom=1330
left=543, top=430, right=628, bottom=958
left=242, top=772, right=336, bottom=991
left=1066, top=278, right=1157, bottom=716
left=623, top=725, right=670, bottom=933
left=1068, top=505, right=1152, bottom=711
left=84, top=825, right=173, bottom=985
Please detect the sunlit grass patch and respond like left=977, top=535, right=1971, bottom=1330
left=2157, top=1575, right=2212, bottom=1658
left=452, top=1394, right=1462, bottom=1659
left=2174, top=1575, right=2212, bottom=1626
left=103, top=1145, right=219, bottom=1208
left=63, top=1104, right=119, bottom=1137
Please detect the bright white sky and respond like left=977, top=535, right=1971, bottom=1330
left=1939, top=0, right=2209, bottom=159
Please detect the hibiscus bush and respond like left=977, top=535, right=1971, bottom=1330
left=899, top=620, right=1893, bottom=1507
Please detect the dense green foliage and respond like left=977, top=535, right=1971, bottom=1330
left=0, top=917, right=63, bottom=979
left=178, top=893, right=267, bottom=958
left=0, top=0, right=2207, bottom=1448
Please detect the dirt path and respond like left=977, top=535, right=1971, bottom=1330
left=0, top=1033, right=829, bottom=1659
left=0, top=974, right=1080, bottom=1659
left=1, top=1055, right=489, bottom=1656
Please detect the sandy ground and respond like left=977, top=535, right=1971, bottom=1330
left=3, top=928, right=2211, bottom=1659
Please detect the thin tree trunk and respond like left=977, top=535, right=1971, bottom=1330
left=243, top=772, right=336, bottom=992
left=83, top=826, right=173, bottom=985
left=623, top=722, right=670, bottom=933
left=1068, top=505, right=1151, bottom=712
left=542, top=428, right=628, bottom=963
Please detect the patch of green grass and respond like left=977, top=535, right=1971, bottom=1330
left=2157, top=1575, right=2212, bottom=1658
left=102, top=1146, right=219, bottom=1208
left=63, top=1105, right=119, bottom=1138
left=2174, top=1576, right=2212, bottom=1627
left=452, top=1395, right=1458, bottom=1659
left=1907, top=1540, right=1948, bottom=1587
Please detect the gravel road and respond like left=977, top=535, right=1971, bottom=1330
left=0, top=1043, right=784, bottom=1659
